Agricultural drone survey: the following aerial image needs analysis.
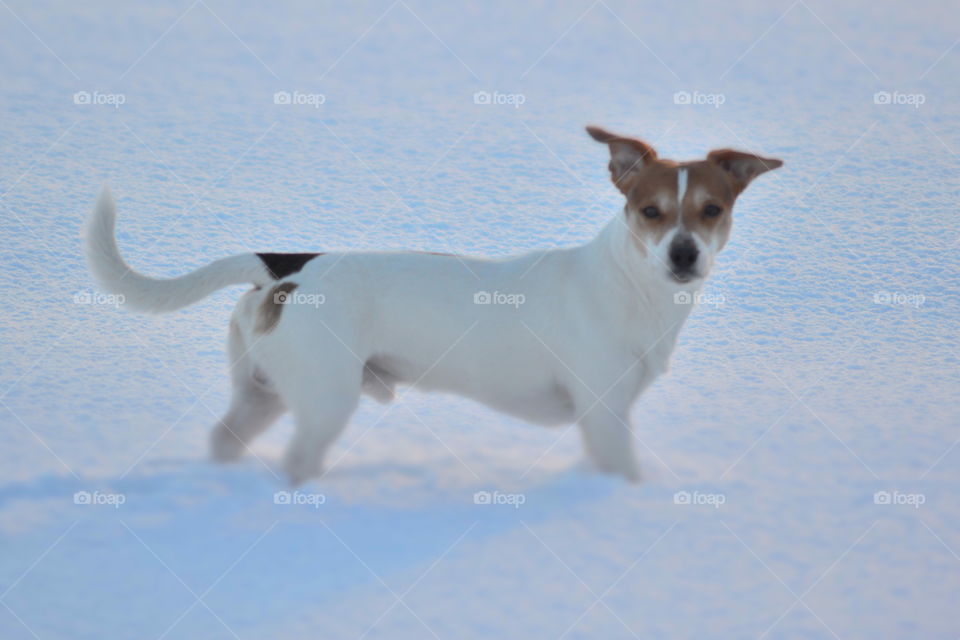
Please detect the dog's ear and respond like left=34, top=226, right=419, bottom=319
left=586, top=126, right=657, bottom=194
left=707, top=149, right=782, bottom=196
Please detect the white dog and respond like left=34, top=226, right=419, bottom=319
left=85, top=126, right=781, bottom=483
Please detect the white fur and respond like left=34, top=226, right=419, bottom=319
left=85, top=188, right=711, bottom=484
left=676, top=168, right=688, bottom=212
left=83, top=187, right=275, bottom=312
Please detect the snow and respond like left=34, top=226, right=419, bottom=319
left=1, top=0, right=958, bottom=637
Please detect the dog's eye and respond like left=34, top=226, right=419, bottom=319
left=703, top=204, right=722, bottom=218
left=641, top=206, right=661, bottom=219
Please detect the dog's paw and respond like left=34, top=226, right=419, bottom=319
left=622, top=464, right=643, bottom=484
left=609, top=459, right=642, bottom=483
left=283, top=448, right=323, bottom=486
left=210, top=426, right=246, bottom=463
left=580, top=455, right=643, bottom=483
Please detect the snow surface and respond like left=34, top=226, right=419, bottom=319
left=1, top=1, right=959, bottom=638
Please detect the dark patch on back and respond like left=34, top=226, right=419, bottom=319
left=410, top=250, right=455, bottom=257
left=256, top=282, right=298, bottom=334
left=257, top=253, right=322, bottom=279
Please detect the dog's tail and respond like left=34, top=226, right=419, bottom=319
left=84, top=186, right=274, bottom=313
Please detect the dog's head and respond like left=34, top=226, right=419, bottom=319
left=587, top=126, right=782, bottom=285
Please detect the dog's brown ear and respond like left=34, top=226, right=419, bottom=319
left=707, top=149, right=782, bottom=196
left=586, top=126, right=657, bottom=194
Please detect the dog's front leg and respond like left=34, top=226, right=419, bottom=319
left=567, top=356, right=649, bottom=483
left=577, top=405, right=641, bottom=482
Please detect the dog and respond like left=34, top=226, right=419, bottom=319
left=85, top=126, right=782, bottom=484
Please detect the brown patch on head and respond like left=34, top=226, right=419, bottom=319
left=587, top=126, right=783, bottom=254
left=255, top=282, right=298, bottom=334
left=621, top=162, right=741, bottom=253
left=586, top=126, right=784, bottom=263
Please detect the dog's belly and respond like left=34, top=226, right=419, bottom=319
left=467, top=384, right=576, bottom=426
left=365, top=354, right=575, bottom=426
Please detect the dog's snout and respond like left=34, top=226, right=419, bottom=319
left=669, top=237, right=699, bottom=272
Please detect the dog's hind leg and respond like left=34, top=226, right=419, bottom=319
left=210, top=377, right=285, bottom=462
left=279, top=356, right=362, bottom=485
left=283, top=391, right=360, bottom=485
left=210, top=319, right=286, bottom=462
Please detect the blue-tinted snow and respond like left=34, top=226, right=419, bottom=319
left=1, top=1, right=958, bottom=638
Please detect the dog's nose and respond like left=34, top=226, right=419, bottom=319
left=669, top=237, right=699, bottom=271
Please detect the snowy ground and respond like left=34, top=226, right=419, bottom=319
left=1, top=1, right=959, bottom=638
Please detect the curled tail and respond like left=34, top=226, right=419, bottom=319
left=84, top=186, right=274, bottom=313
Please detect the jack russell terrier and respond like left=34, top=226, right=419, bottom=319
left=85, top=126, right=782, bottom=484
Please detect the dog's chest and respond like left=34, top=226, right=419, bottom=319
left=619, top=297, right=693, bottom=381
